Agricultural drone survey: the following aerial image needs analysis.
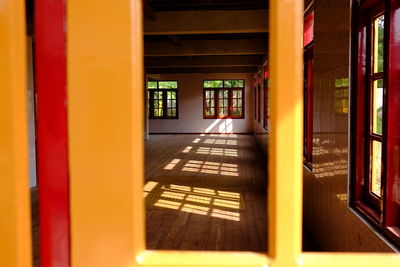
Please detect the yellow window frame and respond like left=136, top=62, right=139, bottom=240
left=2, top=0, right=400, bottom=266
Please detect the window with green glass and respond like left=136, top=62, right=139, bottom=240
left=202, top=80, right=245, bottom=119
left=147, top=81, right=178, bottom=119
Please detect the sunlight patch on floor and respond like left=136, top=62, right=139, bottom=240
left=146, top=182, right=242, bottom=221
left=181, top=160, right=239, bottom=176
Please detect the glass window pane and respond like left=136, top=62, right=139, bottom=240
left=204, top=80, right=223, bottom=88
left=224, top=80, right=232, bottom=88
left=148, top=81, right=157, bottom=89
left=159, top=81, right=177, bottom=89
left=371, top=141, right=382, bottom=197
left=224, top=80, right=244, bottom=88
left=373, top=15, right=384, bottom=73
left=372, top=79, right=383, bottom=135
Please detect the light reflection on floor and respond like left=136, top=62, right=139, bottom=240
left=182, top=160, right=239, bottom=176
left=144, top=181, right=242, bottom=221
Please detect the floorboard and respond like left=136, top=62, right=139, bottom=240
left=145, top=134, right=268, bottom=251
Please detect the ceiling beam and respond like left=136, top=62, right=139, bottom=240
left=143, top=1, right=156, bottom=20
left=144, top=9, right=268, bottom=35
left=144, top=55, right=263, bottom=68
left=145, top=39, right=267, bottom=56
left=145, top=66, right=258, bottom=74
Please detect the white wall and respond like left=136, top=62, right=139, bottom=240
left=149, top=73, right=254, bottom=134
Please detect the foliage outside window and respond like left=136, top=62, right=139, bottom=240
left=147, top=81, right=178, bottom=119
left=203, top=79, right=244, bottom=119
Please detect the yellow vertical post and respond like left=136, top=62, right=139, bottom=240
left=68, top=0, right=144, bottom=266
left=0, top=0, right=32, bottom=266
left=268, top=0, right=303, bottom=266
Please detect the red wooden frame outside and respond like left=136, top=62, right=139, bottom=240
left=34, top=0, right=70, bottom=266
left=352, top=0, right=400, bottom=248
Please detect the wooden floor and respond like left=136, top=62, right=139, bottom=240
left=145, top=134, right=268, bottom=251
left=29, top=134, right=321, bottom=265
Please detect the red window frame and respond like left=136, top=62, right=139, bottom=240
left=303, top=10, right=314, bottom=168
left=254, top=74, right=257, bottom=120
left=263, top=63, right=269, bottom=130
left=202, top=80, right=245, bottom=119
left=257, top=73, right=262, bottom=123
left=351, top=0, right=400, bottom=248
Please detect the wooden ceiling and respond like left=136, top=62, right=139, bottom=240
left=144, top=0, right=268, bottom=74
left=145, top=0, right=268, bottom=11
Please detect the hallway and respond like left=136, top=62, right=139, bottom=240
left=145, top=134, right=267, bottom=251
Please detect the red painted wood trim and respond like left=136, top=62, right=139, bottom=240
left=263, top=64, right=268, bottom=129
left=304, top=11, right=314, bottom=48
left=386, top=0, right=400, bottom=228
left=34, top=0, right=70, bottom=266
left=355, top=7, right=367, bottom=204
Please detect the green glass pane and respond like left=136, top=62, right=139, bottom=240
left=233, top=99, right=237, bottom=107
left=148, top=81, right=157, bottom=89
left=204, top=80, right=223, bottom=88
left=159, top=81, right=178, bottom=89
left=224, top=80, right=232, bottom=87
left=371, top=141, right=382, bottom=197
left=373, top=79, right=383, bottom=135
left=374, top=15, right=385, bottom=73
